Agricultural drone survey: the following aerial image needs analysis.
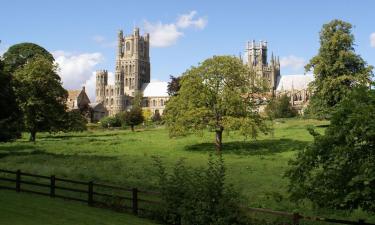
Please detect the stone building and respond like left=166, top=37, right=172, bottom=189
left=244, top=40, right=313, bottom=111
left=95, top=28, right=169, bottom=117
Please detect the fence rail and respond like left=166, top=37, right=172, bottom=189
left=0, top=168, right=373, bottom=225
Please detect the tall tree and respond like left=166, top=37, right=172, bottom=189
left=14, top=57, right=68, bottom=141
left=122, top=91, right=144, bottom=131
left=286, top=86, right=375, bottom=212
left=167, top=75, right=181, bottom=96
left=3, top=43, right=54, bottom=73
left=164, top=56, right=269, bottom=152
left=305, top=20, right=373, bottom=118
left=0, top=58, right=22, bottom=141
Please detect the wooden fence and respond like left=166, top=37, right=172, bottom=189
left=0, top=168, right=373, bottom=225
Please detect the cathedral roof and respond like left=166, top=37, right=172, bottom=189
left=141, top=81, right=169, bottom=97
left=276, top=74, right=314, bottom=91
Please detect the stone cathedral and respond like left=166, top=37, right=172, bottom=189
left=96, top=28, right=169, bottom=116
left=93, top=28, right=314, bottom=118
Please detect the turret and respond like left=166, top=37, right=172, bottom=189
left=117, top=30, right=123, bottom=58
left=95, top=70, right=108, bottom=103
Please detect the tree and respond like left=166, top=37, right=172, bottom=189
left=13, top=57, right=68, bottom=141
left=152, top=109, right=162, bottom=123
left=3, top=43, right=54, bottom=73
left=164, top=56, right=270, bottom=152
left=121, top=91, right=144, bottom=131
left=167, top=75, right=181, bottom=96
left=305, top=20, right=373, bottom=118
left=62, top=110, right=87, bottom=132
left=0, top=58, right=22, bottom=141
left=265, top=94, right=297, bottom=119
left=286, top=86, right=375, bottom=212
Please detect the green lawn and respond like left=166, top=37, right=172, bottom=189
left=0, top=190, right=157, bottom=225
left=0, top=118, right=374, bottom=221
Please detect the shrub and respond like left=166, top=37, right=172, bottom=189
left=153, top=155, right=249, bottom=225
left=265, top=94, right=297, bottom=119
left=99, top=116, right=121, bottom=128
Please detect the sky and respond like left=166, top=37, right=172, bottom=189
left=1, top=0, right=374, bottom=100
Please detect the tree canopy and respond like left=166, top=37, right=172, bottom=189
left=14, top=56, right=68, bottom=141
left=286, top=86, right=375, bottom=212
left=0, top=58, right=22, bottom=141
left=167, top=75, right=181, bottom=96
left=164, top=55, right=269, bottom=152
left=3, top=42, right=54, bottom=73
left=305, top=20, right=373, bottom=118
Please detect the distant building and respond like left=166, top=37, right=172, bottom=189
left=95, top=28, right=169, bottom=117
left=244, top=40, right=313, bottom=112
left=67, top=87, right=107, bottom=122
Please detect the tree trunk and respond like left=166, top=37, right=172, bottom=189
left=131, top=125, right=135, bottom=132
left=29, top=130, right=36, bottom=142
left=215, top=128, right=223, bottom=153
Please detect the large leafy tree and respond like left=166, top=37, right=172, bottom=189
left=305, top=20, right=373, bottom=118
left=14, top=57, right=68, bottom=141
left=286, top=86, right=375, bottom=212
left=0, top=58, right=22, bottom=141
left=164, top=56, right=269, bottom=152
left=121, top=91, right=144, bottom=131
left=167, top=75, right=181, bottom=96
left=3, top=42, right=54, bottom=73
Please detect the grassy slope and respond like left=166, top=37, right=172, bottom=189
left=0, top=118, right=374, bottom=221
left=0, top=190, right=157, bottom=225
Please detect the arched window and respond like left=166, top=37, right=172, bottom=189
left=111, top=99, right=114, bottom=105
left=160, top=99, right=164, bottom=106
left=153, top=100, right=156, bottom=107
left=126, top=42, right=130, bottom=51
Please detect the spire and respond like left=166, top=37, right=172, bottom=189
left=271, top=52, right=274, bottom=64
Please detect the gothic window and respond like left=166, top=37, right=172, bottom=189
left=160, top=99, right=164, bottom=106
left=153, top=100, right=156, bottom=107
left=111, top=99, right=114, bottom=105
left=126, top=42, right=130, bottom=52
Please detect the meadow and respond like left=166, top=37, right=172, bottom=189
left=0, top=118, right=374, bottom=222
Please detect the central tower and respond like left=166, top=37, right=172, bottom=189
left=116, top=28, right=150, bottom=98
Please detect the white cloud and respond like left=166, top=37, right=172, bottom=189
left=143, top=10, right=207, bottom=48
left=176, top=11, right=207, bottom=29
left=370, top=33, right=375, bottom=47
left=53, top=51, right=104, bottom=101
left=144, top=21, right=183, bottom=47
left=280, top=55, right=306, bottom=71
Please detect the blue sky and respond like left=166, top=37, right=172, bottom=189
left=1, top=0, right=374, bottom=99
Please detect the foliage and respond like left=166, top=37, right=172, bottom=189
left=305, top=20, right=373, bottom=119
left=0, top=58, right=22, bottom=141
left=99, top=116, right=122, bottom=128
left=143, top=109, right=153, bottom=121
left=122, top=107, right=144, bottom=131
left=153, top=155, right=249, bottom=225
left=286, top=86, right=375, bottom=212
left=62, top=110, right=87, bottom=132
left=13, top=57, right=68, bottom=141
left=3, top=42, right=54, bottom=73
left=151, top=110, right=162, bottom=123
left=167, top=75, right=181, bottom=96
left=265, top=94, right=297, bottom=119
left=164, top=55, right=270, bottom=152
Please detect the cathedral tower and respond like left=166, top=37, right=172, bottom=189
left=95, top=70, right=108, bottom=103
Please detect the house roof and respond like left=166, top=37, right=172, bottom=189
left=67, top=90, right=81, bottom=100
left=276, top=74, right=314, bottom=91
left=141, top=81, right=169, bottom=97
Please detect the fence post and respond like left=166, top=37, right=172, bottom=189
left=292, top=212, right=300, bottom=225
left=88, top=181, right=94, bottom=206
left=132, top=188, right=138, bottom=215
left=50, top=175, right=55, bottom=197
left=16, top=170, right=21, bottom=192
left=358, top=219, right=365, bottom=225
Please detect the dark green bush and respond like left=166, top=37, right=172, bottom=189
left=99, top=116, right=121, bottom=128
left=265, top=94, right=297, bottom=119
left=153, top=155, right=250, bottom=225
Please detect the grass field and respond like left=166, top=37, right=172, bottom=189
left=0, top=190, right=157, bottom=225
left=0, top=118, right=374, bottom=222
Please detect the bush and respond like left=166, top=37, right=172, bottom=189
left=99, top=116, right=121, bottom=128
left=153, top=155, right=249, bottom=225
left=286, top=86, right=375, bottom=212
left=62, top=110, right=87, bottom=132
left=151, top=110, right=162, bottom=123
left=265, top=94, right=297, bottom=119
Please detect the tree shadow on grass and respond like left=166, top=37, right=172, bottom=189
left=40, top=132, right=120, bottom=140
left=184, top=138, right=310, bottom=155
